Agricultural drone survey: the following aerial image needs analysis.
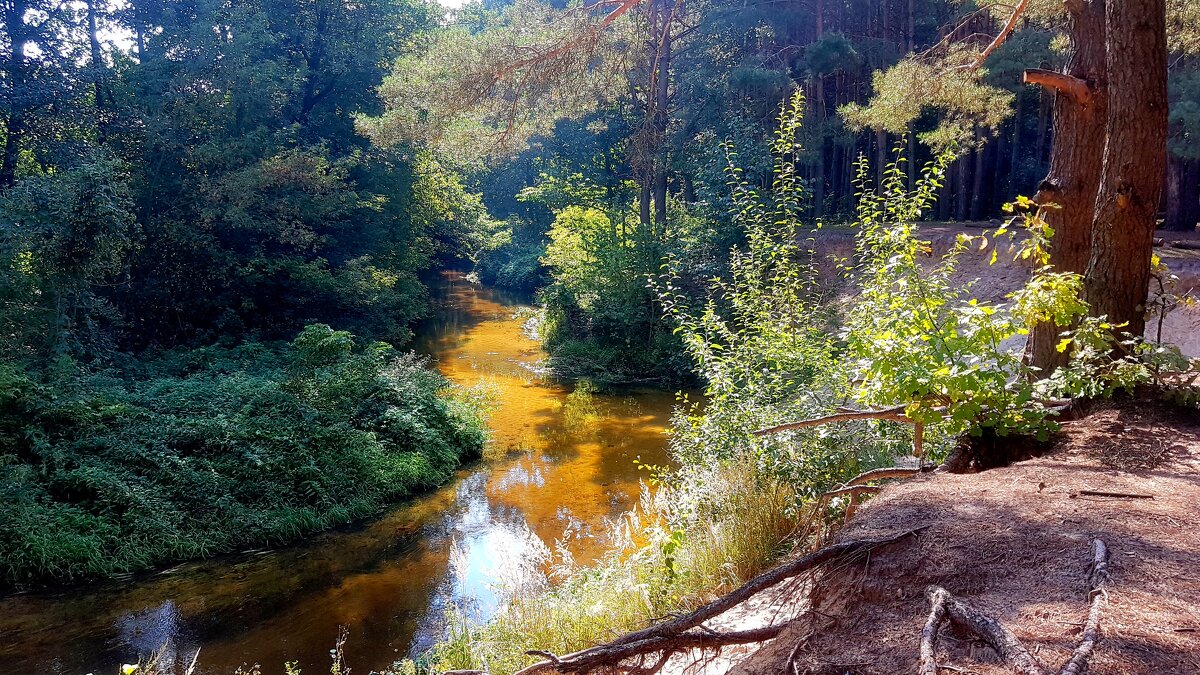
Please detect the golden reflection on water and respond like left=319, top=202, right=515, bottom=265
left=0, top=270, right=676, bottom=675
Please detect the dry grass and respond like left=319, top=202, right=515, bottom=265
left=418, top=460, right=810, bottom=675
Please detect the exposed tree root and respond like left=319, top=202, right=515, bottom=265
left=920, top=539, right=1110, bottom=675
left=511, top=529, right=925, bottom=675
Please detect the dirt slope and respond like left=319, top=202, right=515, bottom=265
left=727, top=402, right=1200, bottom=675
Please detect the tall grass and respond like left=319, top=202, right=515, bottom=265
left=417, top=459, right=806, bottom=675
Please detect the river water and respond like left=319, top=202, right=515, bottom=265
left=0, top=270, right=677, bottom=675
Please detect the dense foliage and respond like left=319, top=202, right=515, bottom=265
left=0, top=0, right=495, bottom=586
left=353, top=0, right=1200, bottom=381
left=0, top=325, right=486, bottom=586
left=0, top=0, right=498, bottom=357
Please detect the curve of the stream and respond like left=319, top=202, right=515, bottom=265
left=0, top=271, right=676, bottom=675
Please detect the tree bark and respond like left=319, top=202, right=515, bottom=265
left=1035, top=87, right=1048, bottom=165
left=955, top=157, right=968, bottom=221
left=1009, top=96, right=1023, bottom=195
left=812, top=0, right=827, bottom=217
left=1084, top=0, right=1168, bottom=341
left=993, top=117, right=1008, bottom=207
left=875, top=128, right=887, bottom=189
left=1164, top=155, right=1200, bottom=231
left=86, top=0, right=110, bottom=144
left=1, top=0, right=30, bottom=188
left=970, top=129, right=986, bottom=220
left=1023, top=0, right=1108, bottom=374
left=652, top=13, right=670, bottom=231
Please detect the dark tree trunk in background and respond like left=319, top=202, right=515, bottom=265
left=652, top=19, right=670, bottom=230
left=1084, top=0, right=1168, bottom=340
left=812, top=0, right=826, bottom=216
left=970, top=131, right=986, bottom=220
left=875, top=128, right=887, bottom=188
left=905, top=0, right=917, bottom=189
left=993, top=119, right=1008, bottom=206
left=938, top=163, right=952, bottom=220
left=297, top=3, right=330, bottom=126
left=1164, top=155, right=1200, bottom=231
left=86, top=0, right=110, bottom=143
left=636, top=0, right=672, bottom=232
left=1009, top=98, right=1023, bottom=195
left=1023, top=0, right=1108, bottom=373
left=954, top=157, right=968, bottom=221
left=1, top=0, right=29, bottom=188
left=1035, top=89, right=1049, bottom=165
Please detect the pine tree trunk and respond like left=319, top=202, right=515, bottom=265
left=993, top=119, right=1008, bottom=208
left=652, top=17, right=670, bottom=231
left=812, top=0, right=827, bottom=216
left=875, top=128, right=887, bottom=189
left=970, top=132, right=986, bottom=220
left=1035, top=89, right=1048, bottom=165
left=1164, top=155, right=1200, bottom=231
left=1009, top=98, right=1023, bottom=195
left=86, top=0, right=109, bottom=143
left=1084, top=0, right=1168, bottom=340
left=955, top=158, right=968, bottom=221
left=0, top=0, right=29, bottom=188
left=1023, top=0, right=1108, bottom=373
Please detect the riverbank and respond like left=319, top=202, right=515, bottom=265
left=674, top=399, right=1200, bottom=674
left=0, top=272, right=677, bottom=675
left=0, top=325, right=488, bottom=590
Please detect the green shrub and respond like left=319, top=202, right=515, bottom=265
left=0, top=325, right=486, bottom=587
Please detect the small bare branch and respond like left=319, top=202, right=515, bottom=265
left=960, top=0, right=1031, bottom=70
left=753, top=406, right=911, bottom=436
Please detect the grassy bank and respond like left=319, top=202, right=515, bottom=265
left=418, top=458, right=811, bottom=675
left=0, top=324, right=487, bottom=587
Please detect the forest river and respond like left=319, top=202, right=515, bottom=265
left=0, top=271, right=677, bottom=675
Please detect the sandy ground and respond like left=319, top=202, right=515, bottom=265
left=668, top=402, right=1200, bottom=675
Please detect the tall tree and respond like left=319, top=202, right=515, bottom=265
left=1083, top=0, right=1168, bottom=339
left=849, top=0, right=1172, bottom=369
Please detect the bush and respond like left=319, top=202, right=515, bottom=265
left=0, top=325, right=486, bottom=587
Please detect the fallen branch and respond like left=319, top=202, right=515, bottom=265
left=512, top=529, right=925, bottom=675
left=845, top=466, right=934, bottom=486
left=1060, top=539, right=1110, bottom=675
left=920, top=539, right=1110, bottom=675
left=940, top=587, right=1045, bottom=675
left=519, top=624, right=789, bottom=675
left=919, top=588, right=950, bottom=675
left=1078, top=490, right=1154, bottom=499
